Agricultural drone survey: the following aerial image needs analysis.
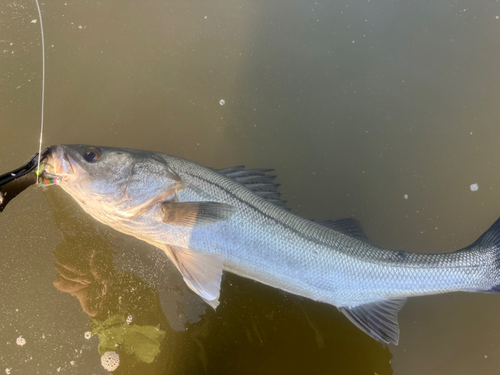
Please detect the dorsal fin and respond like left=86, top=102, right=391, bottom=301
left=339, top=298, right=407, bottom=345
left=217, top=166, right=246, bottom=174
left=217, top=166, right=289, bottom=210
left=318, top=218, right=371, bottom=243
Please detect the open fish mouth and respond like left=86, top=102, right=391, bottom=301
left=38, top=145, right=78, bottom=185
left=50, top=145, right=75, bottom=176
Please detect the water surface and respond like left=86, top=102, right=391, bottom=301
left=1, top=0, right=500, bottom=374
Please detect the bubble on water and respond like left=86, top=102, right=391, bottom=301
left=84, top=331, right=91, bottom=340
left=16, top=336, right=26, bottom=347
left=126, top=315, right=133, bottom=325
left=101, top=351, right=120, bottom=372
left=403, top=194, right=408, bottom=199
left=470, top=183, right=479, bottom=192
left=219, top=99, right=225, bottom=106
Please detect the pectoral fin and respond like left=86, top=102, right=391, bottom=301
left=339, top=297, right=407, bottom=345
left=165, top=245, right=224, bottom=309
left=160, top=202, right=235, bottom=227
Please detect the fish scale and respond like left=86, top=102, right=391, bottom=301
left=41, top=144, right=500, bottom=344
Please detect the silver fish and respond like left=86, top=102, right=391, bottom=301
left=42, top=144, right=500, bottom=344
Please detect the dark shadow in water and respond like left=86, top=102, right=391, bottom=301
left=45, top=187, right=393, bottom=374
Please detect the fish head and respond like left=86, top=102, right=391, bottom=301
left=44, top=144, right=135, bottom=195
left=43, top=145, right=182, bottom=222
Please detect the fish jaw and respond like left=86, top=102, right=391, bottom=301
left=51, top=145, right=74, bottom=176
left=40, top=145, right=83, bottom=182
left=51, top=146, right=128, bottom=221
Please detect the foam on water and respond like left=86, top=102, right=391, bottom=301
left=101, top=351, right=120, bottom=372
left=15, top=336, right=26, bottom=347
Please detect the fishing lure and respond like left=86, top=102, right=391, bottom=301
left=35, top=163, right=60, bottom=186
left=0, top=148, right=50, bottom=212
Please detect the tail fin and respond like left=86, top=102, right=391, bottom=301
left=462, top=217, right=500, bottom=294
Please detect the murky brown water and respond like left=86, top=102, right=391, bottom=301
left=2, top=0, right=500, bottom=374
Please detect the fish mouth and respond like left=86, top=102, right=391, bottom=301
left=43, top=145, right=77, bottom=180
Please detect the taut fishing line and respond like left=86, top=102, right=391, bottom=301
left=34, top=0, right=45, bottom=185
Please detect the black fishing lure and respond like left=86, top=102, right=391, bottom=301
left=0, top=147, right=50, bottom=212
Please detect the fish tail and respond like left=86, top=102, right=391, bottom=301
left=459, top=217, right=500, bottom=293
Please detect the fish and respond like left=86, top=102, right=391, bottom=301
left=39, top=144, right=500, bottom=345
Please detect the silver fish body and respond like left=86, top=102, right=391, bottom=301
left=43, top=145, right=500, bottom=344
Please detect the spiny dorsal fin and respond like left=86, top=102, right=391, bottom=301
left=217, top=166, right=289, bottom=210
left=165, top=245, right=224, bottom=309
left=217, top=166, right=246, bottom=174
left=217, top=166, right=278, bottom=187
left=160, top=201, right=235, bottom=227
left=339, top=297, right=407, bottom=345
left=318, top=218, right=371, bottom=243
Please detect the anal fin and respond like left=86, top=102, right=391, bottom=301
left=339, top=297, right=407, bottom=345
left=165, top=245, right=224, bottom=309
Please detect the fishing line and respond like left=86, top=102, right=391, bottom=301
left=34, top=0, right=45, bottom=185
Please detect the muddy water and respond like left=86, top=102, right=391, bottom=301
left=2, top=0, right=500, bottom=374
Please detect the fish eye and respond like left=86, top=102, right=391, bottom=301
left=83, top=147, right=102, bottom=163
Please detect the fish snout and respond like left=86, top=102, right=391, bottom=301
left=48, top=145, right=75, bottom=176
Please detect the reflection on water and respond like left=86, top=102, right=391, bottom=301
left=43, top=184, right=393, bottom=374
left=47, top=188, right=172, bottom=373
